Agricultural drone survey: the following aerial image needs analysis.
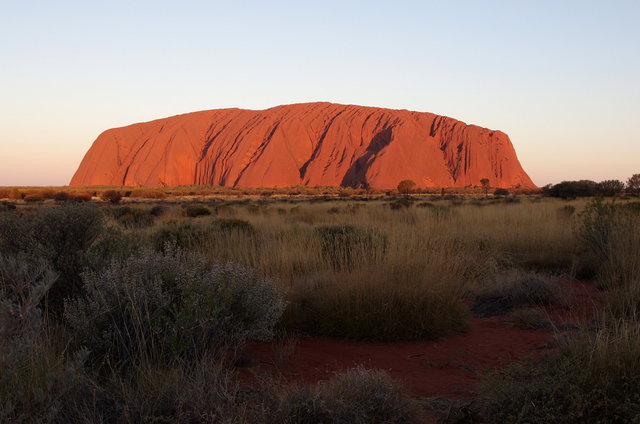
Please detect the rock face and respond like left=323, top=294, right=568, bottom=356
left=70, top=102, right=536, bottom=189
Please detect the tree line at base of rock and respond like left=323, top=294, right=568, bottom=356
left=542, top=174, right=640, bottom=198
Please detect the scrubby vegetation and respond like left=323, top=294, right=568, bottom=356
left=1, top=188, right=639, bottom=422
left=475, top=321, right=640, bottom=423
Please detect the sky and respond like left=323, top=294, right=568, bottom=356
left=1, top=0, right=638, bottom=187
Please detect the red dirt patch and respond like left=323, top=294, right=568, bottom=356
left=242, top=280, right=601, bottom=399
left=244, top=317, right=552, bottom=398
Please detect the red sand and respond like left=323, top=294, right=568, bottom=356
left=243, top=281, right=601, bottom=399
left=70, top=102, right=536, bottom=189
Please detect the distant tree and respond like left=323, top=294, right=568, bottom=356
left=480, top=178, right=490, bottom=198
left=627, top=174, right=640, bottom=196
left=494, top=188, right=509, bottom=197
left=597, top=180, right=625, bottom=197
left=397, top=180, right=416, bottom=195
left=545, top=180, right=599, bottom=198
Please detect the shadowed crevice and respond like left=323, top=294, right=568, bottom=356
left=340, top=127, right=393, bottom=188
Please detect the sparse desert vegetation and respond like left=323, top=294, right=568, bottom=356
left=1, top=187, right=639, bottom=423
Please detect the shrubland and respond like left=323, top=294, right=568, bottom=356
left=1, top=193, right=639, bottom=422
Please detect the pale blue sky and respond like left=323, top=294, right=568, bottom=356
left=1, top=0, right=638, bottom=186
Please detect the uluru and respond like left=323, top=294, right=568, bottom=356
left=70, top=102, right=536, bottom=189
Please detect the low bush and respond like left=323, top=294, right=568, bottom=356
left=65, top=247, right=285, bottom=369
left=107, top=206, right=155, bottom=229
left=212, top=218, right=255, bottom=235
left=101, top=190, right=122, bottom=204
left=472, top=272, right=559, bottom=317
left=263, top=367, right=423, bottom=424
left=110, top=356, right=246, bottom=424
left=0, top=205, right=103, bottom=315
left=0, top=201, right=15, bottom=211
left=185, top=205, right=211, bottom=217
left=54, top=191, right=70, bottom=202
left=389, top=198, right=412, bottom=210
left=153, top=221, right=210, bottom=251
left=70, top=192, right=92, bottom=202
left=86, top=228, right=141, bottom=271
left=150, top=205, right=167, bottom=217
left=0, top=255, right=87, bottom=423
left=24, top=195, right=44, bottom=203
left=0, top=255, right=55, bottom=369
left=476, top=321, right=640, bottom=423
left=509, top=308, right=549, bottom=330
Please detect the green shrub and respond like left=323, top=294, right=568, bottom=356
left=0, top=205, right=103, bottom=315
left=107, top=206, right=155, bottom=229
left=494, top=188, right=509, bottom=196
left=264, top=367, right=423, bottom=424
left=153, top=221, right=210, bottom=251
left=185, top=205, right=211, bottom=217
left=0, top=255, right=87, bottom=423
left=65, top=248, right=285, bottom=368
left=315, top=225, right=387, bottom=270
left=86, top=228, right=140, bottom=271
left=0, top=255, right=55, bottom=369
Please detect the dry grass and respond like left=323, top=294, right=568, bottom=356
left=476, top=320, right=640, bottom=423
left=5, top=194, right=640, bottom=422
left=113, top=197, right=588, bottom=341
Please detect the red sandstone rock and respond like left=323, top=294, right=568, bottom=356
left=70, top=102, right=536, bottom=189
